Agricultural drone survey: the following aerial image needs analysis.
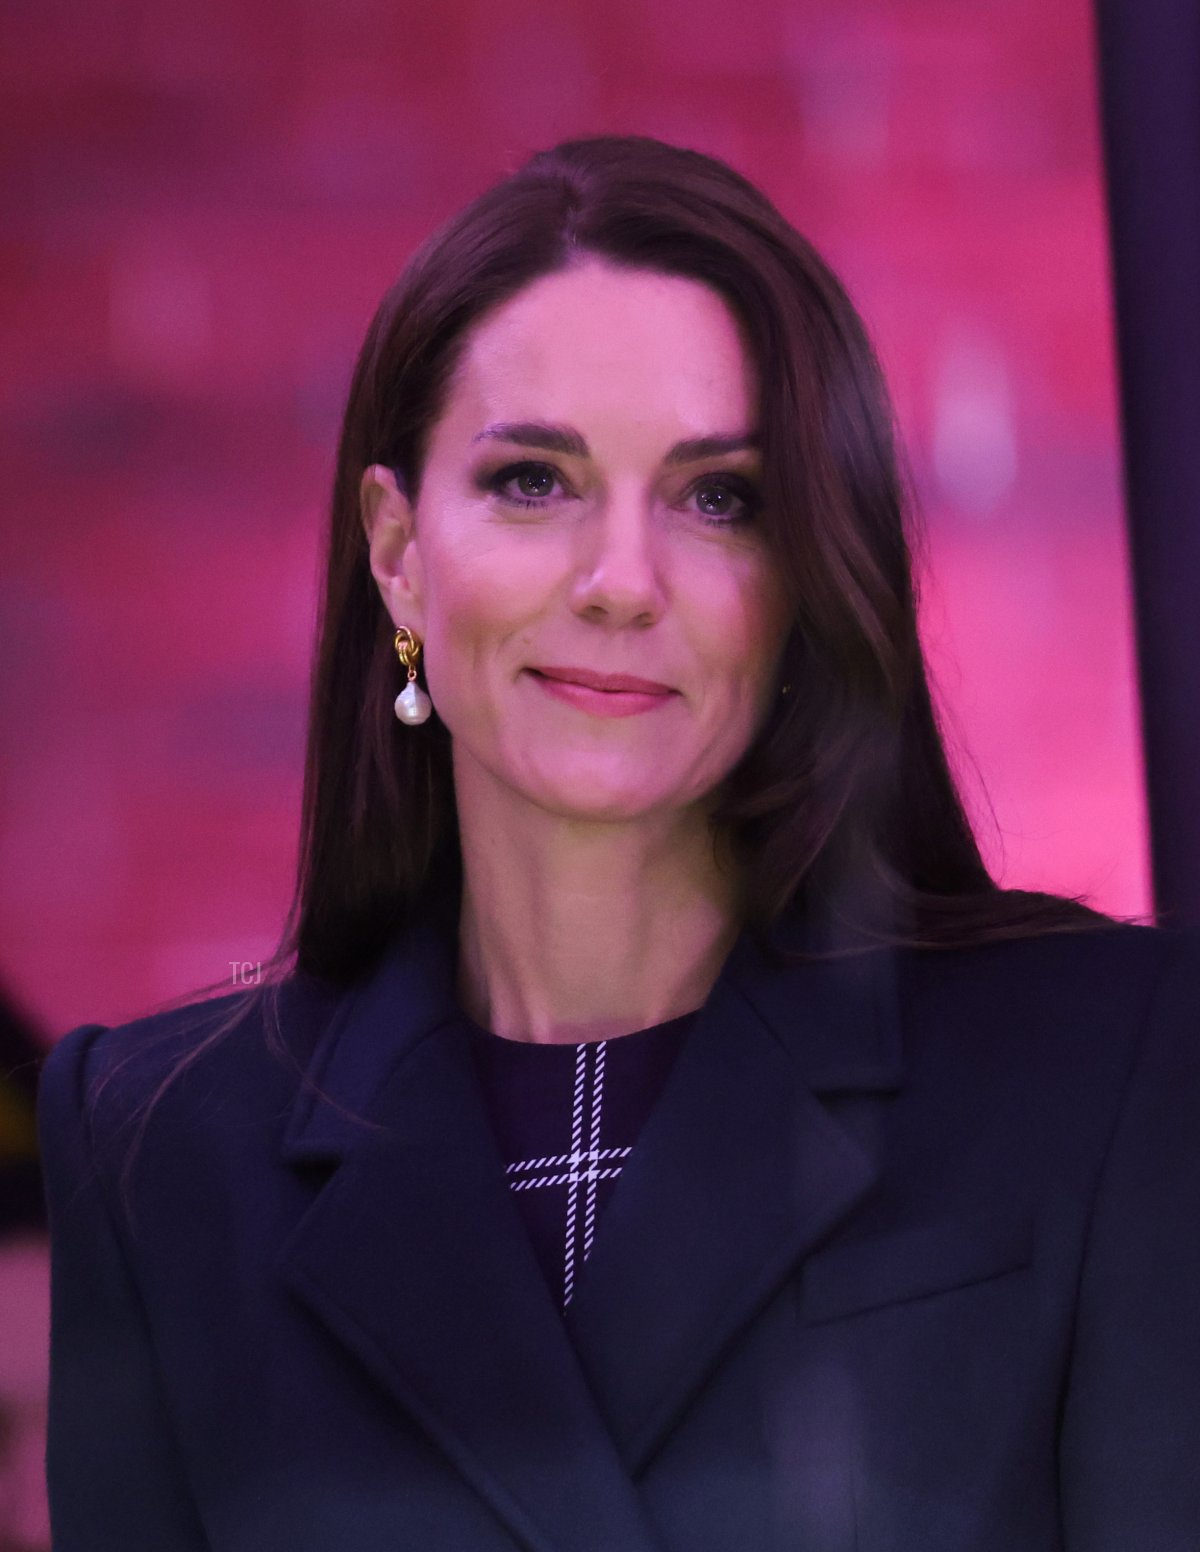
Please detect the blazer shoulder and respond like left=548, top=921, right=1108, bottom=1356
left=896, top=921, right=1200, bottom=1073
left=37, top=970, right=343, bottom=1160
left=905, top=919, right=1200, bottom=996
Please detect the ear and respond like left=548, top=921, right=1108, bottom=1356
left=360, top=464, right=426, bottom=638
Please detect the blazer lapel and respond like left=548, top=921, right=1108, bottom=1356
left=276, top=902, right=904, bottom=1539
left=276, top=911, right=664, bottom=1552
left=562, top=924, right=904, bottom=1474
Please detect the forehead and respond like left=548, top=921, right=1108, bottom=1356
left=435, top=259, right=759, bottom=449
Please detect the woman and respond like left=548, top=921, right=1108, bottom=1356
left=38, top=135, right=1200, bottom=1550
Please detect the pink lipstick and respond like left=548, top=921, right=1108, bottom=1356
left=525, top=666, right=677, bottom=718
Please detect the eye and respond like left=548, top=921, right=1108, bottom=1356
left=686, top=474, right=762, bottom=527
left=483, top=461, right=567, bottom=509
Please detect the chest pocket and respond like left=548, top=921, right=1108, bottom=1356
left=797, top=1215, right=1034, bottom=1326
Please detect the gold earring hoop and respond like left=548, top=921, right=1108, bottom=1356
left=393, top=628, right=433, bottom=725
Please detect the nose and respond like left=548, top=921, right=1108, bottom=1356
left=569, top=488, right=667, bottom=626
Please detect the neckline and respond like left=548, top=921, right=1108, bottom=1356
left=459, top=1005, right=700, bottom=1050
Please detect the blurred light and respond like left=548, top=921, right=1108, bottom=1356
left=785, top=17, right=897, bottom=169
left=109, top=242, right=213, bottom=385
left=931, top=331, right=1018, bottom=517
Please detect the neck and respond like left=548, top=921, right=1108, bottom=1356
left=451, top=757, right=745, bottom=1046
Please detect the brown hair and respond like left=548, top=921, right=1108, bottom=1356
left=296, top=131, right=1115, bottom=970
left=96, top=134, right=1119, bottom=1210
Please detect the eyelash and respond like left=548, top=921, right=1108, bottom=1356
left=481, top=460, right=762, bottom=527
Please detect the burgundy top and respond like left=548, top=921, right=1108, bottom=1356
left=463, top=1009, right=697, bottom=1310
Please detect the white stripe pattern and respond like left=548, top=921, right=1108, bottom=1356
left=505, top=1146, right=631, bottom=1175
left=500, top=1038, right=625, bottom=1309
left=583, top=1041, right=606, bottom=1261
left=562, top=1044, right=588, bottom=1306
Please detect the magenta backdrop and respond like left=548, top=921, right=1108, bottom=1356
left=0, top=0, right=1148, bottom=1035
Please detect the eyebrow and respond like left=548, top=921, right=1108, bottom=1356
left=470, top=421, right=760, bottom=466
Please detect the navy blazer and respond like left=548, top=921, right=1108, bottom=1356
left=38, top=913, right=1200, bottom=1551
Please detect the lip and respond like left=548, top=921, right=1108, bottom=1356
left=525, top=668, right=677, bottom=719
left=530, top=665, right=675, bottom=694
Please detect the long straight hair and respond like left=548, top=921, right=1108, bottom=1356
left=99, top=136, right=1117, bottom=1208
left=292, top=132, right=1111, bottom=977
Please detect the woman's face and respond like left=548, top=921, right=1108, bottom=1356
left=362, top=257, right=793, bottom=825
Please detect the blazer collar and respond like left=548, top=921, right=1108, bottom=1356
left=278, top=904, right=903, bottom=1549
left=280, top=902, right=466, bottom=1166
left=723, top=915, right=905, bottom=1093
left=282, top=906, right=904, bottom=1167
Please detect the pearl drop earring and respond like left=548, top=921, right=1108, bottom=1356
left=393, top=627, right=433, bottom=725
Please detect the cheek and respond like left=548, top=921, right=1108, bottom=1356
left=695, top=558, right=790, bottom=687
left=419, top=534, right=553, bottom=687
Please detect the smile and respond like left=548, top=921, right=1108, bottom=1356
left=524, top=670, right=677, bottom=718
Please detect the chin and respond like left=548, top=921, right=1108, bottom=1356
left=528, top=785, right=667, bottom=822
left=507, top=762, right=672, bottom=819
left=509, top=744, right=723, bottom=821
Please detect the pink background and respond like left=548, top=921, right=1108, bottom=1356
left=1, top=0, right=1147, bottom=1040
left=0, top=5, right=1150, bottom=1543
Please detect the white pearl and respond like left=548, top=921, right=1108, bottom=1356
left=394, top=681, right=433, bottom=724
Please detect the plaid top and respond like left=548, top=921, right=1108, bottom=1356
left=463, top=1010, right=697, bottom=1310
